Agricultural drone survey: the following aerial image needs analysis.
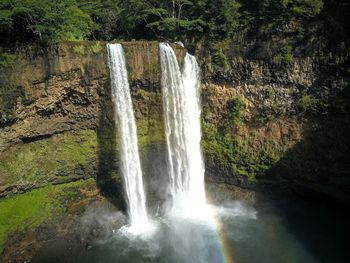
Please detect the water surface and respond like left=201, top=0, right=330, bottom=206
left=32, top=197, right=349, bottom=263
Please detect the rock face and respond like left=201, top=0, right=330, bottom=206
left=0, top=42, right=105, bottom=150
left=0, top=41, right=185, bottom=150
left=0, top=41, right=185, bottom=197
left=197, top=24, right=350, bottom=201
left=0, top=37, right=349, bottom=203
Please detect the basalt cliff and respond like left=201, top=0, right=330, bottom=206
left=0, top=32, right=349, bottom=204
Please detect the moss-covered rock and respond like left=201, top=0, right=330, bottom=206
left=0, top=179, right=97, bottom=253
left=0, top=130, right=97, bottom=193
left=0, top=41, right=187, bottom=197
left=197, top=24, right=350, bottom=201
left=201, top=80, right=350, bottom=201
left=0, top=41, right=186, bottom=152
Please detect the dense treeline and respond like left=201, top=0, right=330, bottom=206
left=0, top=0, right=349, bottom=46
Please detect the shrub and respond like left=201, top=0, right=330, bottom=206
left=280, top=45, right=293, bottom=63
left=0, top=0, right=95, bottom=44
left=90, top=42, right=103, bottom=54
left=227, top=97, right=245, bottom=124
left=300, top=95, right=318, bottom=112
left=73, top=45, right=85, bottom=55
left=212, top=48, right=228, bottom=67
left=0, top=53, right=16, bottom=67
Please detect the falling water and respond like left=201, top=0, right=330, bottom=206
left=107, top=43, right=149, bottom=231
left=159, top=43, right=206, bottom=216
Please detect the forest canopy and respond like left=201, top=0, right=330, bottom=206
left=1, top=0, right=347, bottom=46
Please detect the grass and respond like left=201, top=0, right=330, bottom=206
left=212, top=48, right=228, bottom=67
left=73, top=45, right=86, bottom=55
left=0, top=130, right=98, bottom=186
left=280, top=45, right=293, bottom=63
left=134, top=88, right=165, bottom=148
left=0, top=53, right=16, bottom=68
left=72, top=42, right=104, bottom=56
left=90, top=42, right=103, bottom=54
left=227, top=97, right=245, bottom=125
left=300, top=95, right=318, bottom=112
left=0, top=120, right=164, bottom=187
left=201, top=121, right=238, bottom=171
left=138, top=117, right=165, bottom=149
left=0, top=179, right=95, bottom=253
left=201, top=119, right=285, bottom=181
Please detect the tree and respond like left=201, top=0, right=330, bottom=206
left=76, top=0, right=121, bottom=40
left=281, top=0, right=323, bottom=16
left=0, top=0, right=94, bottom=45
left=0, top=0, right=326, bottom=45
left=238, top=0, right=323, bottom=28
left=116, top=0, right=240, bottom=41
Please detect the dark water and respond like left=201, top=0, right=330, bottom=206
left=32, top=198, right=349, bottom=263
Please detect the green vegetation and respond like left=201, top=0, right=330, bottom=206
left=211, top=39, right=230, bottom=66
left=134, top=89, right=165, bottom=148
left=114, top=0, right=240, bottom=41
left=233, top=135, right=282, bottom=180
left=297, top=77, right=350, bottom=116
left=0, top=179, right=96, bottom=252
left=90, top=41, right=103, bottom=54
left=0, top=0, right=94, bottom=45
left=201, top=121, right=237, bottom=170
left=0, top=130, right=98, bottom=186
left=0, top=53, right=16, bottom=67
left=332, top=79, right=350, bottom=113
left=138, top=117, right=165, bottom=149
left=280, top=45, right=294, bottom=63
left=202, top=94, right=289, bottom=180
left=273, top=45, right=294, bottom=63
left=300, top=94, right=318, bottom=112
left=0, top=0, right=330, bottom=45
left=227, top=97, right=245, bottom=125
left=0, top=114, right=164, bottom=188
left=73, top=44, right=86, bottom=55
left=239, top=0, right=323, bottom=29
left=281, top=0, right=323, bottom=16
left=202, top=95, right=285, bottom=181
left=254, top=114, right=275, bottom=125
left=72, top=41, right=102, bottom=55
left=212, top=49, right=228, bottom=67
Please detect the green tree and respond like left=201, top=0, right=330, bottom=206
left=0, top=0, right=327, bottom=45
left=115, top=0, right=204, bottom=40
left=281, top=0, right=323, bottom=16
left=238, top=0, right=323, bottom=28
left=116, top=0, right=240, bottom=41
left=0, top=0, right=94, bottom=44
left=77, top=0, right=121, bottom=40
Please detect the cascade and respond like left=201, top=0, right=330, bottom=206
left=159, top=43, right=206, bottom=215
left=107, top=43, right=149, bottom=230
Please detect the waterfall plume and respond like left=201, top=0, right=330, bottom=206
left=107, top=43, right=149, bottom=232
left=159, top=43, right=206, bottom=216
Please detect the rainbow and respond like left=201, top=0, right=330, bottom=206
left=202, top=205, right=236, bottom=263
left=213, top=213, right=236, bottom=263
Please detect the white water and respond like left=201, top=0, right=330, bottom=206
left=107, top=43, right=149, bottom=232
left=159, top=43, right=206, bottom=217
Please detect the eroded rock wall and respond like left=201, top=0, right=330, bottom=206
left=197, top=26, right=350, bottom=201
left=0, top=37, right=349, bottom=203
left=0, top=41, right=186, bottom=197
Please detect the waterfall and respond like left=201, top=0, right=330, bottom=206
left=107, top=43, right=149, bottom=230
left=159, top=43, right=206, bottom=216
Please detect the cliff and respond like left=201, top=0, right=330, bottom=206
left=0, top=41, right=185, bottom=198
left=1, top=37, right=350, bottom=258
left=197, top=21, right=350, bottom=201
left=0, top=35, right=349, bottom=203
